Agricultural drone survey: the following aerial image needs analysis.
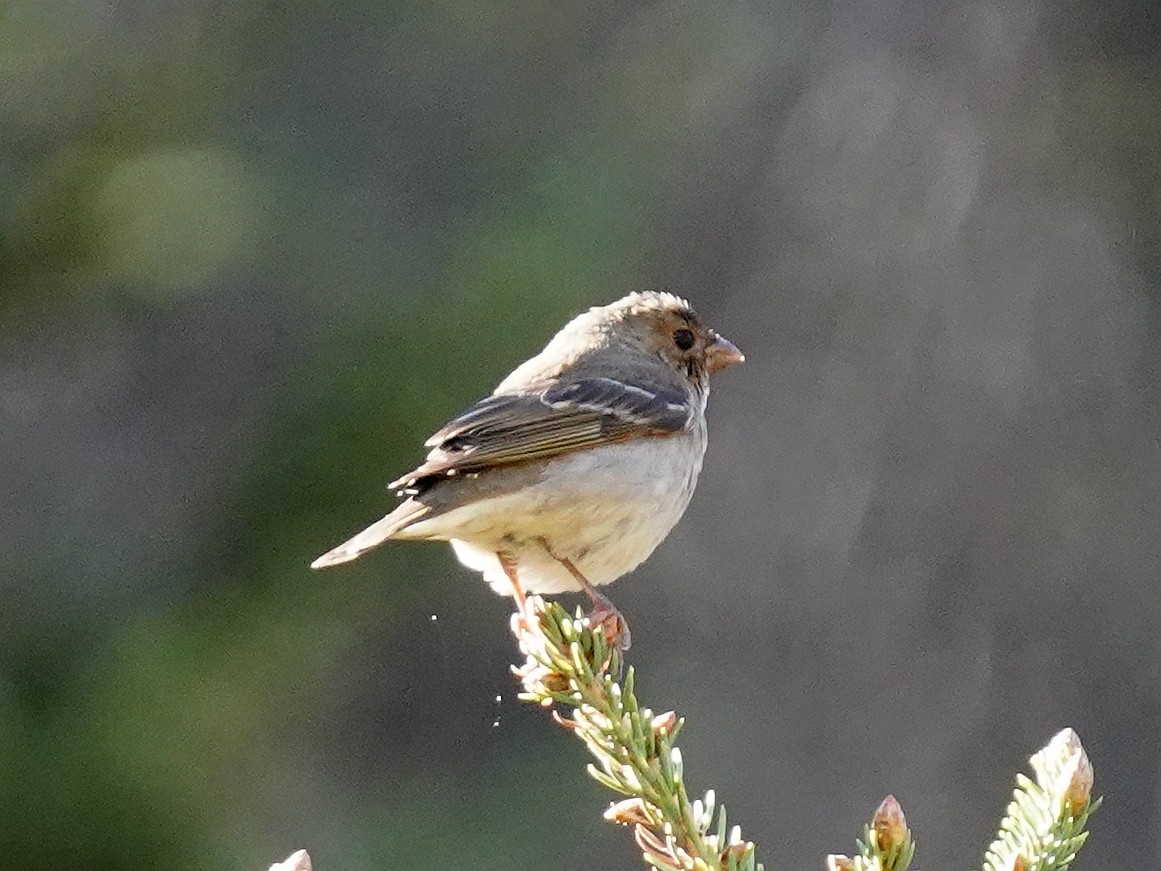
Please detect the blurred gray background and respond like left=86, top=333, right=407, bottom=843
left=1, top=0, right=1158, bottom=868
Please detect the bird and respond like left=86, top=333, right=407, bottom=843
left=311, top=290, right=743, bottom=648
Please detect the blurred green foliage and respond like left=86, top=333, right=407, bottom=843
left=2, top=1, right=1160, bottom=869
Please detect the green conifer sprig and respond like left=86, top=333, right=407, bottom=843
left=978, top=728, right=1100, bottom=871
left=511, top=596, right=762, bottom=871
left=271, top=607, right=1102, bottom=871
left=512, top=597, right=1099, bottom=871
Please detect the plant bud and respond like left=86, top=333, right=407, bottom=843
left=872, top=795, right=909, bottom=853
left=1058, top=745, right=1094, bottom=814
left=604, top=797, right=655, bottom=826
left=721, top=842, right=751, bottom=862
left=651, top=711, right=678, bottom=735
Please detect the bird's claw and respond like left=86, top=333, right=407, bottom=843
left=587, top=601, right=632, bottom=652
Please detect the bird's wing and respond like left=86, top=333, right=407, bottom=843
left=389, top=377, right=692, bottom=491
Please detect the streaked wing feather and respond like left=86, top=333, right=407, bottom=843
left=544, top=377, right=690, bottom=430
left=392, top=378, right=691, bottom=491
left=423, top=393, right=520, bottom=446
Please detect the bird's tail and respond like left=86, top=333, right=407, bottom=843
left=310, top=499, right=431, bottom=569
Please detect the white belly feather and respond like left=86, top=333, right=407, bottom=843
left=407, top=430, right=706, bottom=595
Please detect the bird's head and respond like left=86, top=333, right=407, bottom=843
left=496, top=290, right=744, bottom=397
left=604, top=291, right=744, bottom=386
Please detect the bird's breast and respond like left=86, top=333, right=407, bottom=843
left=523, top=433, right=706, bottom=589
left=412, top=429, right=708, bottom=594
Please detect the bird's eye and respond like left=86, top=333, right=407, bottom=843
left=672, top=328, right=695, bottom=350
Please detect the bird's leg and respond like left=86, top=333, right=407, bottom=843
left=536, top=538, right=631, bottom=651
left=497, top=550, right=529, bottom=621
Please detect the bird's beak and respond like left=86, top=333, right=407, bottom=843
left=706, top=332, right=744, bottom=373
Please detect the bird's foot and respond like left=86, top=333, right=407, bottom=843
left=587, top=600, right=632, bottom=652
left=529, top=538, right=633, bottom=652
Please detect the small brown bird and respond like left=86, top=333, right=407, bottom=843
left=312, top=291, right=742, bottom=647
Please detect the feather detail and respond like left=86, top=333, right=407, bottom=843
left=389, top=378, right=691, bottom=492
left=544, top=377, right=691, bottom=428
left=310, top=499, right=431, bottom=568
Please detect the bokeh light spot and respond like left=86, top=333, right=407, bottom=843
left=98, top=147, right=259, bottom=295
